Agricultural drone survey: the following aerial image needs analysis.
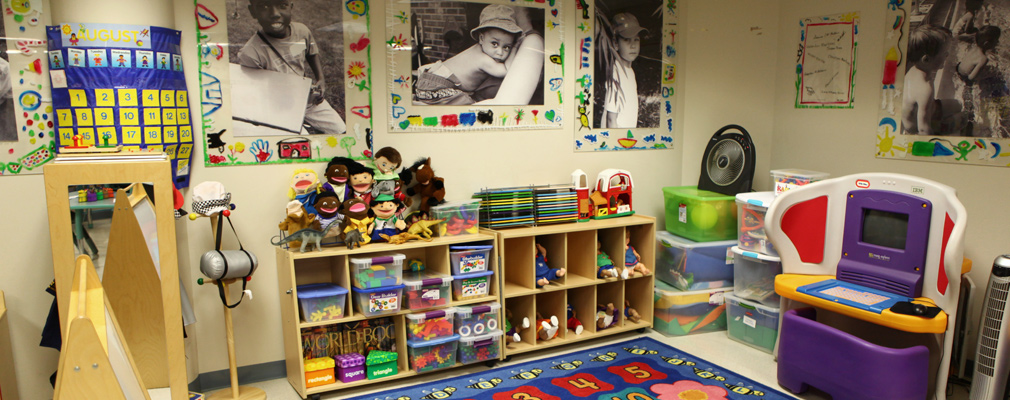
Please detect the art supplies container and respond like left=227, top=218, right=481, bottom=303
left=353, top=284, right=404, bottom=317
left=458, top=330, right=503, bottom=364
left=726, top=292, right=781, bottom=353
left=432, top=200, right=481, bottom=236
left=402, top=271, right=453, bottom=310
left=334, top=353, right=365, bottom=383
left=406, top=308, right=457, bottom=341
left=296, top=283, right=348, bottom=323
left=735, top=192, right=778, bottom=257
left=662, top=186, right=737, bottom=242
left=454, top=302, right=500, bottom=337
left=350, top=253, right=405, bottom=289
left=449, top=245, right=494, bottom=274
left=655, top=231, right=735, bottom=291
left=731, top=246, right=782, bottom=306
left=407, top=334, right=460, bottom=373
left=304, top=357, right=335, bottom=388
left=366, top=351, right=398, bottom=379
left=770, top=169, right=829, bottom=196
left=653, top=281, right=731, bottom=336
left=452, top=270, right=494, bottom=301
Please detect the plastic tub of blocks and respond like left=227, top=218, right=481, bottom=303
left=452, top=270, right=494, bottom=301
left=731, top=246, right=781, bottom=306
left=653, top=281, right=731, bottom=336
left=296, top=283, right=348, bottom=323
left=407, top=334, right=460, bottom=373
left=655, top=231, right=735, bottom=291
left=353, top=284, right=404, bottom=317
left=458, top=330, right=503, bottom=364
left=402, top=271, right=453, bottom=310
left=350, top=253, right=405, bottom=289
left=770, top=169, right=828, bottom=196
left=726, top=292, right=780, bottom=353
left=454, top=302, right=500, bottom=337
left=735, top=192, right=777, bottom=257
left=449, top=245, right=494, bottom=275
left=406, top=308, right=456, bottom=341
left=431, top=200, right=480, bottom=236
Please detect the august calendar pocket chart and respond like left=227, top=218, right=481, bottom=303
left=46, top=23, right=194, bottom=188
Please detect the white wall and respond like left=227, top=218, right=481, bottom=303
left=1, top=0, right=796, bottom=394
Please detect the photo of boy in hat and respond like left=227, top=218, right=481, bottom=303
left=603, top=12, right=647, bottom=129
left=594, top=1, right=663, bottom=129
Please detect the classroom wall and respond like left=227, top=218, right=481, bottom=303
left=0, top=0, right=791, bottom=394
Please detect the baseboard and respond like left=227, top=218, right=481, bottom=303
left=188, top=360, right=287, bottom=393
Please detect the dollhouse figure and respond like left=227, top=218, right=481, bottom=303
left=597, top=241, right=619, bottom=279
left=505, top=308, right=530, bottom=343
left=624, top=300, right=641, bottom=323
left=623, top=230, right=651, bottom=279
left=535, top=243, right=566, bottom=288
left=596, top=303, right=618, bottom=329
left=536, top=312, right=560, bottom=341
left=567, top=304, right=584, bottom=335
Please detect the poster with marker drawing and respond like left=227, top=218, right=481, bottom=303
left=795, top=12, right=858, bottom=108
left=386, top=0, right=564, bottom=131
left=876, top=0, right=1010, bottom=166
left=574, top=0, right=677, bottom=152
left=195, top=0, right=374, bottom=167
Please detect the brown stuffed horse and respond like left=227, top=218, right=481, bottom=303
left=405, top=157, right=445, bottom=215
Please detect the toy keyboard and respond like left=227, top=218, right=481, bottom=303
left=797, top=279, right=911, bottom=314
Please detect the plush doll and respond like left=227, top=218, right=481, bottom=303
left=340, top=197, right=373, bottom=249
left=505, top=308, right=531, bottom=344
left=536, top=312, right=560, bottom=341
left=405, top=157, right=446, bottom=215
left=368, top=194, right=407, bottom=242
left=535, top=243, right=566, bottom=288
left=288, top=168, right=321, bottom=213
left=348, top=161, right=375, bottom=204
left=567, top=304, right=584, bottom=335
left=597, top=241, right=619, bottom=279
left=372, top=147, right=402, bottom=181
left=624, top=300, right=641, bottom=323
left=624, top=230, right=651, bottom=279
left=313, top=191, right=343, bottom=238
left=322, top=157, right=356, bottom=202
left=596, top=303, right=618, bottom=330
left=278, top=200, right=321, bottom=247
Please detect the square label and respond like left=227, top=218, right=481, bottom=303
left=118, top=89, right=138, bottom=106
left=58, top=128, right=75, bottom=145
left=94, top=108, right=114, bottom=126
left=142, top=90, right=160, bottom=107
left=143, top=108, right=161, bottom=125
left=119, top=108, right=140, bottom=126
left=75, top=108, right=94, bottom=126
left=95, top=89, right=115, bottom=107
left=163, top=126, right=178, bottom=144
left=162, top=109, right=177, bottom=125
left=164, top=144, right=179, bottom=159
left=176, top=91, right=188, bottom=107
left=122, top=127, right=143, bottom=144
left=56, top=109, right=73, bottom=127
left=96, top=127, right=118, bottom=146
left=68, top=89, right=87, bottom=107
left=78, top=128, right=96, bottom=146
left=179, top=125, right=193, bottom=142
left=161, top=90, right=175, bottom=107
left=177, top=108, right=190, bottom=125
left=177, top=143, right=193, bottom=159
left=144, top=126, right=162, bottom=144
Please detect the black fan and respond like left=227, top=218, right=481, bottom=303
left=697, top=124, right=755, bottom=196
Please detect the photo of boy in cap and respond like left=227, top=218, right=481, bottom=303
left=594, top=1, right=663, bottom=129
left=604, top=12, right=646, bottom=128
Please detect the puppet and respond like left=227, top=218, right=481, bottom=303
left=372, top=147, right=402, bottom=180
left=340, top=197, right=373, bottom=249
left=313, top=191, right=343, bottom=238
left=349, top=163, right=375, bottom=204
left=368, top=194, right=407, bottom=242
left=322, top=157, right=356, bottom=202
left=535, top=243, right=566, bottom=288
left=405, top=157, right=445, bottom=215
left=278, top=200, right=321, bottom=247
left=288, top=168, right=320, bottom=213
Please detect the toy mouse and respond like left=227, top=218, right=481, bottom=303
left=505, top=308, right=530, bottom=344
left=278, top=200, right=321, bottom=248
left=313, top=190, right=343, bottom=238
left=288, top=168, right=320, bottom=213
left=340, top=197, right=373, bottom=249
left=535, top=243, right=566, bottom=288
left=624, top=230, right=651, bottom=279
left=597, top=241, right=619, bottom=279
left=368, top=194, right=407, bottom=242
left=322, top=157, right=356, bottom=202
left=567, top=304, right=584, bottom=335
left=536, top=312, right=560, bottom=341
left=596, top=303, right=618, bottom=330
left=405, top=157, right=445, bottom=216
left=624, top=300, right=641, bottom=323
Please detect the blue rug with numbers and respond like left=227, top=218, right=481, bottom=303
left=347, top=336, right=793, bottom=400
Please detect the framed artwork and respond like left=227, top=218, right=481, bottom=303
left=0, top=1, right=55, bottom=176
left=877, top=0, right=1010, bottom=166
left=795, top=12, right=859, bottom=109
left=195, top=0, right=374, bottom=166
left=573, top=0, right=677, bottom=152
left=386, top=0, right=564, bottom=131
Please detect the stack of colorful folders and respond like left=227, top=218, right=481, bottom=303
left=533, top=185, right=578, bottom=225
left=472, top=186, right=535, bottom=229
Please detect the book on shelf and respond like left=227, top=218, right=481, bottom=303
left=302, top=317, right=396, bottom=359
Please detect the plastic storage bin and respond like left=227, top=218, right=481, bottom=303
left=407, top=334, right=460, bottom=372
left=352, top=284, right=404, bottom=317
left=458, top=330, right=503, bottom=364
left=735, top=192, right=777, bottom=257
left=654, top=281, right=731, bottom=336
left=726, top=292, right=780, bottom=353
left=731, top=246, right=781, bottom=306
left=335, top=353, right=365, bottom=383
left=406, top=308, right=456, bottom=341
left=431, top=200, right=480, bottom=236
left=297, top=283, right=348, bottom=323
left=770, top=169, right=828, bottom=196
left=304, top=357, right=335, bottom=388
left=366, top=351, right=398, bottom=379
left=449, top=245, right=494, bottom=274
left=455, top=302, right=500, bottom=337
left=662, top=186, right=737, bottom=242
left=452, top=270, right=494, bottom=301
left=350, top=254, right=405, bottom=289
left=402, top=271, right=453, bottom=310
left=655, top=231, right=735, bottom=291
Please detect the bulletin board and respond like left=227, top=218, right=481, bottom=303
left=195, top=0, right=374, bottom=166
left=573, top=0, right=676, bottom=152
left=46, top=23, right=194, bottom=187
left=386, top=0, right=565, bottom=132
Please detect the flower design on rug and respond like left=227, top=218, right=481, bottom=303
left=650, top=380, right=729, bottom=400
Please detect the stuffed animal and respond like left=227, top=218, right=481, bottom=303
left=567, top=304, right=584, bottom=335
left=536, top=312, right=560, bottom=341
left=340, top=197, right=373, bottom=249
left=505, top=308, right=530, bottom=344
left=288, top=168, right=321, bottom=213
left=278, top=200, right=321, bottom=248
left=624, top=300, right=641, bottom=323
left=313, top=191, right=344, bottom=238
left=405, top=157, right=445, bottom=215
left=624, top=230, right=651, bottom=279
left=348, top=161, right=375, bottom=204
left=596, top=303, right=618, bottom=330
left=372, top=147, right=402, bottom=181
left=535, top=243, right=566, bottom=288
left=597, top=241, right=619, bottom=279
left=368, top=194, right=407, bottom=242
left=322, top=157, right=356, bottom=202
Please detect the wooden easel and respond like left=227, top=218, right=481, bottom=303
left=54, top=255, right=150, bottom=400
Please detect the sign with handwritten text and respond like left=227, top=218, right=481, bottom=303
left=796, top=13, right=858, bottom=108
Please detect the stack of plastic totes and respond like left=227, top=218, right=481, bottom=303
left=403, top=273, right=452, bottom=310
left=455, top=304, right=499, bottom=337
left=366, top=351, right=398, bottom=379
left=458, top=332, right=502, bottom=364
left=408, top=336, right=458, bottom=372
left=304, top=356, right=336, bottom=388
left=407, top=311, right=455, bottom=341
left=356, top=265, right=401, bottom=288
left=335, top=353, right=366, bottom=383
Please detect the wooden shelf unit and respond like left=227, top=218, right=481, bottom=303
left=497, top=214, right=656, bottom=357
left=276, top=231, right=503, bottom=398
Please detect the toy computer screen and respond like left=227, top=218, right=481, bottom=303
left=861, top=209, right=909, bottom=250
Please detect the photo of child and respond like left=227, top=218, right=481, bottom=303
left=904, top=0, right=1010, bottom=137
left=411, top=1, right=546, bottom=106
left=227, top=0, right=347, bottom=135
left=593, top=0, right=662, bottom=129
left=0, top=15, right=16, bottom=142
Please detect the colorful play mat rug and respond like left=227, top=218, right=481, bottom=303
left=347, top=336, right=792, bottom=400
